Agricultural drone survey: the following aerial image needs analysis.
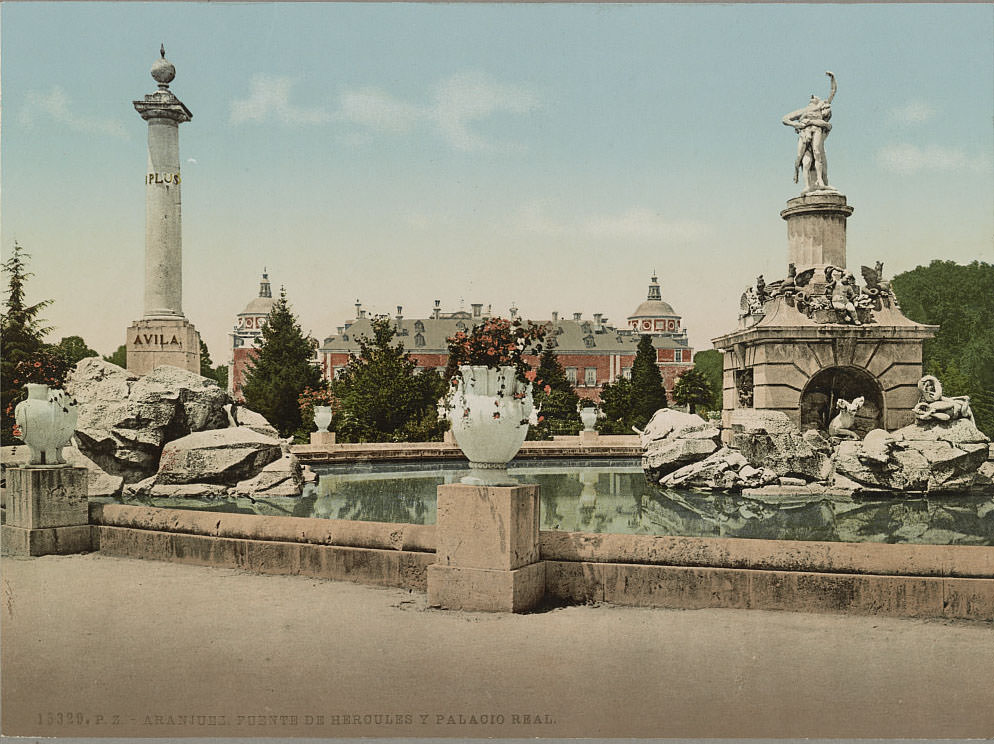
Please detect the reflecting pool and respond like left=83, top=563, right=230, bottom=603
left=121, top=458, right=994, bottom=545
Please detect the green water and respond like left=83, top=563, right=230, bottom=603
left=131, top=460, right=994, bottom=546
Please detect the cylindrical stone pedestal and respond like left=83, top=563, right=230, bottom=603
left=427, top=483, right=546, bottom=612
left=1, top=466, right=91, bottom=556
left=780, top=192, right=853, bottom=278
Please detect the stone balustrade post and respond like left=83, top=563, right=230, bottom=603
left=2, top=467, right=91, bottom=556
left=427, top=483, right=546, bottom=612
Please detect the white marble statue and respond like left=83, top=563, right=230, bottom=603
left=828, top=396, right=864, bottom=440
left=783, top=71, right=837, bottom=193
left=913, top=376, right=974, bottom=424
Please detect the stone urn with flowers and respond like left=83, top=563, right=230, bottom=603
left=10, top=350, right=78, bottom=466
left=443, top=317, right=547, bottom=477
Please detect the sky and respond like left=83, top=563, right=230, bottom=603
left=2, top=2, right=992, bottom=365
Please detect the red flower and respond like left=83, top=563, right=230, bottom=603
left=11, top=424, right=22, bottom=438
left=525, top=370, right=537, bottom=382
left=544, top=384, right=551, bottom=394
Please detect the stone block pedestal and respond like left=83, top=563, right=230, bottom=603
left=427, top=483, right=545, bottom=612
left=579, top=430, right=600, bottom=446
left=2, top=466, right=91, bottom=556
left=310, top=431, right=336, bottom=447
left=126, top=317, right=200, bottom=376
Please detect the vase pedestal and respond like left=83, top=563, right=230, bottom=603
left=1, top=466, right=91, bottom=556
left=309, top=431, right=336, bottom=447
left=427, top=483, right=545, bottom=612
left=579, top=430, right=600, bottom=445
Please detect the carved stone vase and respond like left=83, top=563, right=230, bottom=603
left=14, top=383, right=78, bottom=466
left=579, top=407, right=598, bottom=432
left=313, top=405, right=333, bottom=433
left=447, top=365, right=533, bottom=472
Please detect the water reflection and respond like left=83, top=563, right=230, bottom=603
left=118, top=459, right=994, bottom=546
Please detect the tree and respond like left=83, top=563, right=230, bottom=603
left=103, top=344, right=127, bottom=368
left=527, top=349, right=581, bottom=440
left=595, top=376, right=636, bottom=434
left=199, top=338, right=228, bottom=388
left=241, top=288, right=323, bottom=437
left=595, top=336, right=668, bottom=434
left=53, top=335, right=98, bottom=367
left=692, top=349, right=724, bottom=412
left=892, top=260, right=994, bottom=437
left=629, top=335, right=668, bottom=427
left=1, top=243, right=52, bottom=444
left=332, top=317, right=448, bottom=443
left=672, top=367, right=716, bottom=415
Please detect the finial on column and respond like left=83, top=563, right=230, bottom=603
left=160, top=43, right=166, bottom=58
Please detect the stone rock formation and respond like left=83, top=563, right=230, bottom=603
left=156, top=428, right=283, bottom=486
left=729, top=410, right=832, bottom=482
left=66, top=359, right=230, bottom=482
left=832, top=419, right=990, bottom=493
left=640, top=409, right=722, bottom=482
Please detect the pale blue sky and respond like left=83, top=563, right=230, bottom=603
left=3, top=2, right=992, bottom=364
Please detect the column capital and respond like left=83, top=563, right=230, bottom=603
left=134, top=90, right=192, bottom=123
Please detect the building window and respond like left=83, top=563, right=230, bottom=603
left=456, top=321, right=467, bottom=331
left=621, top=367, right=631, bottom=379
left=584, top=368, right=597, bottom=387
left=333, top=366, right=345, bottom=378
left=566, top=367, right=578, bottom=385
left=414, top=320, right=425, bottom=332
left=674, top=349, right=682, bottom=362
left=583, top=335, right=595, bottom=348
left=414, top=333, right=425, bottom=347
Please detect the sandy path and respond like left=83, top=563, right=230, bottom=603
left=2, top=552, right=992, bottom=739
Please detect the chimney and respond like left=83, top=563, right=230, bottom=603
left=359, top=309, right=366, bottom=319
left=593, top=313, right=603, bottom=330
left=573, top=312, right=582, bottom=321
left=510, top=303, right=519, bottom=320
left=355, top=300, right=362, bottom=319
left=551, top=311, right=558, bottom=323
left=471, top=303, right=482, bottom=318
left=433, top=299, right=441, bottom=320
left=396, top=305, right=403, bottom=321
left=337, top=326, right=343, bottom=335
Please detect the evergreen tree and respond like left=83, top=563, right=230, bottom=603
left=104, top=344, right=127, bottom=368
left=332, top=316, right=447, bottom=443
left=629, top=335, right=668, bottom=428
left=53, top=335, right=98, bottom=367
left=198, top=338, right=228, bottom=388
left=595, top=376, right=635, bottom=434
left=527, top=349, right=582, bottom=440
left=241, top=288, right=323, bottom=437
left=672, top=367, right=716, bottom=415
left=1, top=243, right=52, bottom=444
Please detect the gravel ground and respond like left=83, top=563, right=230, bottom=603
left=2, top=552, right=993, bottom=740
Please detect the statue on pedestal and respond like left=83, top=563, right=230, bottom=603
left=783, top=71, right=837, bottom=193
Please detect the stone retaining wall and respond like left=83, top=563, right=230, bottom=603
left=79, top=503, right=994, bottom=619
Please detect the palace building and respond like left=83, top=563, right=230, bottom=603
left=316, top=275, right=692, bottom=402
left=229, top=274, right=694, bottom=402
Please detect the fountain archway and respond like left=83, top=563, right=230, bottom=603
left=800, top=366, right=883, bottom=436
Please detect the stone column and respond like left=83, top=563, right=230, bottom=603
left=780, top=192, right=854, bottom=279
left=127, top=46, right=200, bottom=376
left=1, top=467, right=91, bottom=556
left=427, top=483, right=546, bottom=612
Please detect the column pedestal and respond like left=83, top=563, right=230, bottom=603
left=2, top=466, right=91, bottom=556
left=427, top=483, right=545, bottom=612
left=126, top=317, right=201, bottom=376
left=780, top=191, right=853, bottom=279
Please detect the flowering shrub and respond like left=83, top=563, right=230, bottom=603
left=445, top=317, right=546, bottom=383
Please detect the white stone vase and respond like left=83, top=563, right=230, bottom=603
left=14, top=383, right=78, bottom=466
left=579, top=406, right=598, bottom=432
left=313, top=405, right=333, bottom=433
left=447, top=365, right=533, bottom=469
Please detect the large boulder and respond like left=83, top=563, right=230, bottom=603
left=641, top=409, right=722, bottom=481
left=66, top=359, right=231, bottom=482
left=832, top=419, right=990, bottom=493
left=156, top=427, right=283, bottom=486
left=730, top=410, right=831, bottom=482
left=232, top=452, right=304, bottom=498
